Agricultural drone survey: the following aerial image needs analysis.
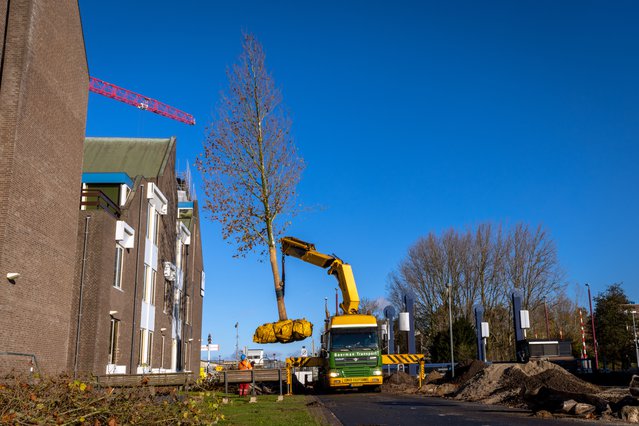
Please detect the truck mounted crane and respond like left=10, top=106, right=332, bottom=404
left=281, top=237, right=383, bottom=391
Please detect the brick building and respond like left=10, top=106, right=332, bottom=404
left=0, top=1, right=205, bottom=378
left=70, top=137, right=205, bottom=377
left=0, top=0, right=89, bottom=373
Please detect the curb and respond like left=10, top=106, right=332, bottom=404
left=305, top=395, right=343, bottom=426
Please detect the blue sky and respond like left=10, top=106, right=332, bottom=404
left=80, top=1, right=639, bottom=360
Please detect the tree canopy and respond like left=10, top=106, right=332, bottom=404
left=198, top=33, right=304, bottom=321
left=387, top=222, right=565, bottom=361
left=593, top=283, right=635, bottom=370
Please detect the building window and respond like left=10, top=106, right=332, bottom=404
left=160, top=335, right=165, bottom=369
left=148, top=331, right=154, bottom=367
left=163, top=280, right=173, bottom=314
left=185, top=341, right=190, bottom=371
left=143, top=266, right=156, bottom=304
left=108, top=318, right=120, bottom=364
left=138, top=329, right=153, bottom=367
left=146, top=203, right=160, bottom=245
left=114, top=245, right=124, bottom=289
left=185, top=295, right=191, bottom=325
left=138, top=330, right=145, bottom=366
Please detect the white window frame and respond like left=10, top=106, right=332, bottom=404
left=138, top=329, right=153, bottom=367
left=185, top=295, right=191, bottom=325
left=108, top=318, right=119, bottom=364
left=114, top=244, right=124, bottom=289
left=143, top=265, right=156, bottom=304
left=147, top=204, right=161, bottom=246
left=148, top=331, right=154, bottom=367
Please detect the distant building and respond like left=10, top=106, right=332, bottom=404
left=246, top=348, right=264, bottom=367
left=70, top=137, right=204, bottom=376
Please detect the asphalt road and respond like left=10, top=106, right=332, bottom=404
left=316, top=392, right=616, bottom=426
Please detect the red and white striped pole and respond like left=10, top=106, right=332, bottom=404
left=579, top=309, right=588, bottom=359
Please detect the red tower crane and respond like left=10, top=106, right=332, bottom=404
left=89, top=76, right=196, bottom=125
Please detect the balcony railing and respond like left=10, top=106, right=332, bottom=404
left=80, top=189, right=121, bottom=218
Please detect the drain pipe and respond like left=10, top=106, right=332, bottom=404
left=73, top=215, right=91, bottom=377
left=129, top=184, right=144, bottom=373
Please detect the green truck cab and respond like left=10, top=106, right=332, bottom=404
left=321, top=314, right=383, bottom=390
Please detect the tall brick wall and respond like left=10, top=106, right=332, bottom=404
left=0, top=0, right=88, bottom=373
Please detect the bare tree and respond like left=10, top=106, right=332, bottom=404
left=386, top=222, right=565, bottom=361
left=359, top=297, right=385, bottom=320
left=507, top=224, right=563, bottom=310
left=198, top=33, right=304, bottom=321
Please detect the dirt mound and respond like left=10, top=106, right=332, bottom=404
left=385, top=371, right=418, bottom=385
left=382, top=371, right=419, bottom=393
left=455, top=360, right=600, bottom=407
left=425, top=369, right=444, bottom=384
left=452, top=359, right=487, bottom=385
left=506, top=368, right=599, bottom=395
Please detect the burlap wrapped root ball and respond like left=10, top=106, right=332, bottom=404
left=253, top=318, right=313, bottom=344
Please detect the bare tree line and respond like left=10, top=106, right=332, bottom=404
left=386, top=222, right=572, bottom=360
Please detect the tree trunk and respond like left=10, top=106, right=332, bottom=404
left=269, top=244, right=287, bottom=321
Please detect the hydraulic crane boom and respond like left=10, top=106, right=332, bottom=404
left=281, top=236, right=360, bottom=315
left=89, top=77, right=196, bottom=125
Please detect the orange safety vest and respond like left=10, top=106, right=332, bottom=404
left=239, top=359, right=252, bottom=370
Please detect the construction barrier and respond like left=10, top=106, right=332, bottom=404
left=382, top=353, right=425, bottom=388
left=285, top=357, right=324, bottom=395
left=219, top=368, right=285, bottom=397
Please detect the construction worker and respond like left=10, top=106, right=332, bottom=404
left=238, top=353, right=252, bottom=396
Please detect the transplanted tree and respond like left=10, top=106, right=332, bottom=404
left=198, top=33, right=304, bottom=321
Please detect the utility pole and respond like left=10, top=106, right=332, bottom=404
left=586, top=283, right=599, bottom=370
left=235, top=322, right=239, bottom=361
left=207, top=333, right=212, bottom=374
left=544, top=298, right=551, bottom=338
left=626, top=310, right=639, bottom=369
left=448, top=283, right=455, bottom=377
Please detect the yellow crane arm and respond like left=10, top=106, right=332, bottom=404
left=281, top=237, right=360, bottom=315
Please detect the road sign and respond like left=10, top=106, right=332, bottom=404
left=201, top=344, right=219, bottom=351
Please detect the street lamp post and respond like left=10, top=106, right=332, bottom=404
left=447, top=282, right=455, bottom=378
left=586, top=283, right=599, bottom=370
left=235, top=322, right=239, bottom=361
left=626, top=310, right=639, bottom=369
left=207, top=333, right=212, bottom=374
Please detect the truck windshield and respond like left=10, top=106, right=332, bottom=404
left=330, top=329, right=378, bottom=351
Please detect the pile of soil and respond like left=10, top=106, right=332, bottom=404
left=382, top=371, right=419, bottom=393
left=452, top=359, right=488, bottom=385
left=424, top=369, right=444, bottom=384
left=455, top=360, right=600, bottom=407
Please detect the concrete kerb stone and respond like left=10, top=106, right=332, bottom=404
left=305, top=395, right=343, bottom=426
